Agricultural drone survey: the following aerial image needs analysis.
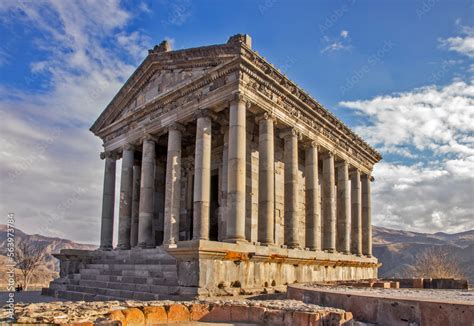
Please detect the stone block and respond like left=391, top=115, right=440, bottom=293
left=122, top=308, right=145, bottom=326
left=264, top=309, right=286, bottom=325
left=201, top=304, right=232, bottom=322
left=373, top=281, right=390, bottom=288
left=107, top=310, right=125, bottom=325
left=390, top=281, right=400, bottom=288
left=423, top=278, right=432, bottom=288
left=143, top=306, right=167, bottom=325
left=246, top=306, right=266, bottom=323
left=412, top=278, right=424, bottom=288
left=291, top=311, right=309, bottom=325
left=167, top=303, right=190, bottom=323
left=189, top=303, right=210, bottom=321
left=230, top=304, right=249, bottom=322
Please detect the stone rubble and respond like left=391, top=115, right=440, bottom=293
left=0, top=298, right=348, bottom=325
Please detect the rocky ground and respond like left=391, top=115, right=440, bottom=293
left=0, top=297, right=348, bottom=325
left=304, top=284, right=474, bottom=302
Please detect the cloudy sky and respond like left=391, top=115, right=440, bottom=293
left=0, top=0, right=472, bottom=244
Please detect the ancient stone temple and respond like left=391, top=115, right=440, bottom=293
left=45, top=34, right=382, bottom=301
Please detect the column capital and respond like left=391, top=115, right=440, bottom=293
left=255, top=112, right=275, bottom=123
left=361, top=173, right=374, bottom=182
left=168, top=122, right=185, bottom=133
left=100, top=151, right=117, bottom=160
left=279, top=127, right=300, bottom=140
left=193, top=108, right=213, bottom=120
left=142, top=133, right=158, bottom=143
left=320, top=150, right=335, bottom=160
left=303, top=140, right=320, bottom=150
left=349, top=167, right=361, bottom=177
left=231, top=91, right=252, bottom=109
left=123, top=143, right=135, bottom=151
left=335, top=160, right=349, bottom=168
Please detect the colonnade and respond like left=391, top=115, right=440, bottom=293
left=99, top=96, right=373, bottom=256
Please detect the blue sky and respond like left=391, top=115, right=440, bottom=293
left=0, top=0, right=472, bottom=243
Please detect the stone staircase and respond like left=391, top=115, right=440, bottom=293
left=43, top=247, right=197, bottom=301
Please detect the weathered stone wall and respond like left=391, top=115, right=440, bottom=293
left=287, top=284, right=474, bottom=326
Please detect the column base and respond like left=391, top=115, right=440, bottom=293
left=98, top=246, right=112, bottom=251
left=287, top=244, right=302, bottom=250
left=223, top=238, right=248, bottom=244
left=138, top=242, right=154, bottom=249
left=116, top=244, right=131, bottom=250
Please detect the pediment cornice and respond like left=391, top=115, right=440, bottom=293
left=237, top=45, right=382, bottom=163
left=90, top=43, right=240, bottom=134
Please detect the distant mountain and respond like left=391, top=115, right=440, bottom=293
left=0, top=224, right=96, bottom=287
left=373, top=226, right=474, bottom=282
left=1, top=224, right=472, bottom=286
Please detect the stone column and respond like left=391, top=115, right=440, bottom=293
left=117, top=144, right=134, bottom=250
left=130, top=164, right=141, bottom=247
left=164, top=123, right=184, bottom=245
left=257, top=113, right=275, bottom=245
left=138, top=136, right=156, bottom=248
left=350, top=169, right=362, bottom=255
left=336, top=160, right=350, bottom=254
left=193, top=110, right=212, bottom=240
left=99, top=151, right=116, bottom=250
left=218, top=129, right=229, bottom=241
left=362, top=174, right=373, bottom=257
left=322, top=152, right=336, bottom=252
left=305, top=142, right=321, bottom=251
left=282, top=128, right=299, bottom=248
left=226, top=94, right=247, bottom=243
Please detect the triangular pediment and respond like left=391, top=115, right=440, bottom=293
left=112, top=65, right=213, bottom=123
left=90, top=41, right=242, bottom=134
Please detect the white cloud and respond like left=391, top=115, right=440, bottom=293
left=320, top=31, right=352, bottom=54
left=340, top=80, right=474, bottom=157
left=439, top=25, right=474, bottom=58
left=372, top=160, right=473, bottom=233
left=341, top=79, right=474, bottom=233
left=0, top=1, right=152, bottom=243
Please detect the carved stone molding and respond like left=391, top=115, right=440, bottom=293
left=123, top=143, right=135, bottom=151
left=100, top=151, right=117, bottom=160
left=168, top=122, right=186, bottom=133
left=142, top=133, right=159, bottom=143
left=255, top=111, right=275, bottom=123
left=193, top=108, right=212, bottom=120
left=279, top=127, right=299, bottom=140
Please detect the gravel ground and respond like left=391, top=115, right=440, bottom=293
left=304, top=284, right=474, bottom=303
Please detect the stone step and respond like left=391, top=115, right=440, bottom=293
left=66, top=284, right=158, bottom=300
left=73, top=273, right=179, bottom=286
left=79, top=268, right=177, bottom=279
left=64, top=284, right=192, bottom=301
left=85, top=263, right=177, bottom=271
left=76, top=279, right=180, bottom=294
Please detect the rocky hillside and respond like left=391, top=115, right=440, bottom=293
left=373, top=226, right=474, bottom=282
left=0, top=224, right=96, bottom=286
